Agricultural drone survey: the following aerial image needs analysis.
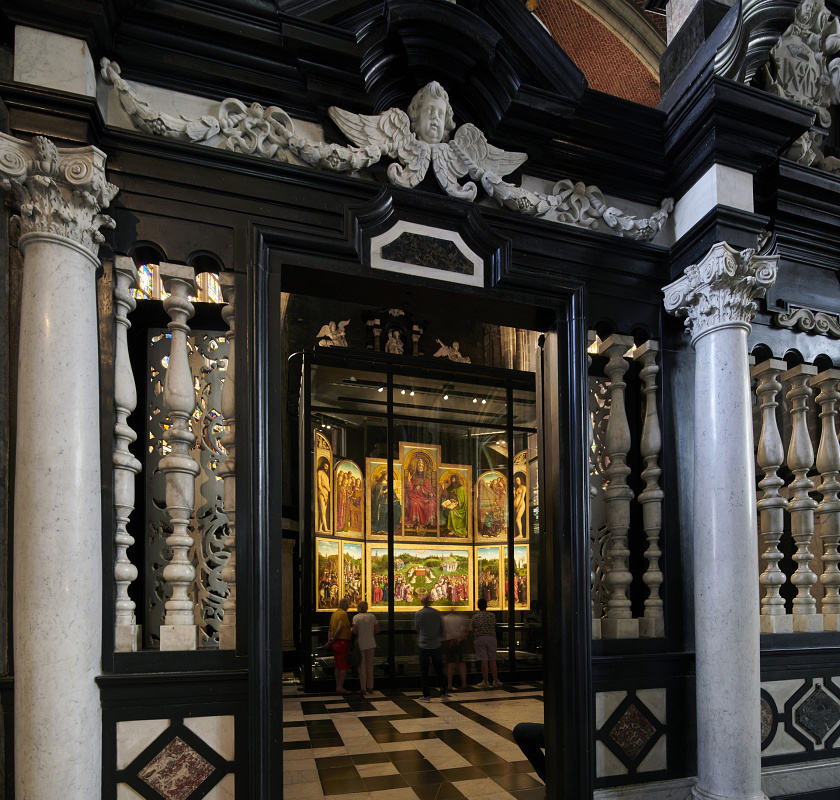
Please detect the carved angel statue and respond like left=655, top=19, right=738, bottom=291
left=317, top=320, right=350, bottom=347
left=329, top=82, right=527, bottom=201
left=434, top=339, right=471, bottom=364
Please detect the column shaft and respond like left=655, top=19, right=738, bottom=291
left=14, top=233, right=103, bottom=798
left=692, top=325, right=764, bottom=800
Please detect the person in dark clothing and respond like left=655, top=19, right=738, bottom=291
left=513, top=722, right=545, bottom=782
left=413, top=593, right=449, bottom=702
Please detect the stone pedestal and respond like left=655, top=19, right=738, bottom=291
left=664, top=242, right=777, bottom=800
left=0, top=132, right=118, bottom=800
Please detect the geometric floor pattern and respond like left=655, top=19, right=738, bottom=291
left=283, top=680, right=546, bottom=800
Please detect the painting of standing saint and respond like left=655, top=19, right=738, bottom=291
left=334, top=460, right=364, bottom=537
left=399, top=443, right=441, bottom=539
left=475, top=471, right=507, bottom=538
left=316, top=538, right=340, bottom=611
left=366, top=459, right=403, bottom=537
left=439, top=465, right=472, bottom=540
left=314, top=432, right=333, bottom=535
left=368, top=546, right=472, bottom=611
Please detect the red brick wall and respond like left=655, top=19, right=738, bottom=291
left=534, top=0, right=662, bottom=107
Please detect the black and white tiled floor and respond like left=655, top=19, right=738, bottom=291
left=283, top=680, right=546, bottom=800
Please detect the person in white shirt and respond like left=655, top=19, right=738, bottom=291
left=351, top=601, right=380, bottom=696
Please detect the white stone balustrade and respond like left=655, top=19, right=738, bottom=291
left=782, top=364, right=822, bottom=633
left=218, top=273, right=237, bottom=650
left=813, top=369, right=840, bottom=631
left=634, top=341, right=664, bottom=638
left=113, top=256, right=143, bottom=651
left=158, top=262, right=201, bottom=651
left=598, top=334, right=638, bottom=640
left=753, top=358, right=791, bottom=634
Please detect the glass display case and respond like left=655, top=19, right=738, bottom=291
left=293, top=349, right=542, bottom=690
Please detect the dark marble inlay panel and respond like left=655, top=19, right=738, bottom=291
left=608, top=703, right=656, bottom=760
left=381, top=233, right=473, bottom=275
left=138, top=736, right=215, bottom=800
left=760, top=697, right=773, bottom=743
left=796, top=684, right=840, bottom=743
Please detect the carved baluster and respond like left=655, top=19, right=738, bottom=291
left=813, top=368, right=840, bottom=632
left=752, top=359, right=792, bottom=633
left=599, top=334, right=638, bottom=639
left=113, top=257, right=143, bottom=651
left=218, top=274, right=237, bottom=649
left=159, top=263, right=200, bottom=650
left=634, top=341, right=664, bottom=638
left=588, top=331, right=601, bottom=640
left=782, top=364, right=822, bottom=632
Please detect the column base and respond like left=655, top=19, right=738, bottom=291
left=591, top=618, right=602, bottom=640
left=793, top=613, right=823, bottom=633
left=760, top=614, right=793, bottom=634
left=602, top=618, right=639, bottom=639
left=640, top=617, right=664, bottom=638
left=219, top=626, right=236, bottom=650
left=690, top=785, right=768, bottom=800
left=823, top=614, right=840, bottom=631
left=115, top=624, right=142, bottom=652
left=160, top=624, right=198, bottom=651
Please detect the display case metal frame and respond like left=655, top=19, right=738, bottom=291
left=292, top=348, right=540, bottom=692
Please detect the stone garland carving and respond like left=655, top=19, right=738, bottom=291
left=0, top=131, right=118, bottom=255
left=762, top=0, right=840, bottom=173
left=663, top=243, right=779, bottom=342
left=774, top=306, right=840, bottom=337
left=100, top=60, right=673, bottom=241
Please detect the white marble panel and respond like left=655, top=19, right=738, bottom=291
left=459, top=698, right=544, bottom=731
left=638, top=735, right=666, bottom=772
left=596, top=691, right=627, bottom=728
left=184, top=715, right=235, bottom=760
left=762, top=755, right=840, bottom=796
left=761, top=678, right=804, bottom=708
left=594, top=776, right=695, bottom=800
left=116, top=719, right=171, bottom=769
left=203, top=772, right=234, bottom=800
left=596, top=740, right=628, bottom=777
left=370, top=221, right=483, bottom=287
left=673, top=165, right=754, bottom=241
left=636, top=689, right=666, bottom=724
left=117, top=783, right=146, bottom=799
left=14, top=27, right=96, bottom=96
left=761, top=725, right=807, bottom=758
left=293, top=781, right=326, bottom=798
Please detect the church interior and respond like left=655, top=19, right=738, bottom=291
left=1, top=0, right=840, bottom=799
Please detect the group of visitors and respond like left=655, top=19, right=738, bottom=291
left=325, top=594, right=500, bottom=700
left=326, top=595, right=544, bottom=783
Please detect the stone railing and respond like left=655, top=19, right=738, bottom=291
left=113, top=258, right=236, bottom=651
left=752, top=355, right=840, bottom=633
left=589, top=334, right=664, bottom=640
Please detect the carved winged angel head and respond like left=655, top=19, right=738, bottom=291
left=406, top=82, right=456, bottom=145
left=328, top=82, right=527, bottom=200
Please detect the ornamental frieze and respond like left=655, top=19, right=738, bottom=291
left=100, top=59, right=672, bottom=242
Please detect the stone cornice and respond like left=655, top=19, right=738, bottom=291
left=0, top=132, right=118, bottom=258
left=663, top=241, right=779, bottom=344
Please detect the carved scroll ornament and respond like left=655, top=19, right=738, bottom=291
left=100, top=60, right=672, bottom=241
left=0, top=132, right=118, bottom=256
left=775, top=306, right=840, bottom=336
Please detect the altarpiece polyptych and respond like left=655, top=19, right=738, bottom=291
left=314, top=435, right=531, bottom=612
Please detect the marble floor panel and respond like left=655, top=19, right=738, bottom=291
left=283, top=681, right=546, bottom=800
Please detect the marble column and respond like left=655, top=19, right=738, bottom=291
left=664, top=242, right=778, bottom=800
left=0, top=132, right=118, bottom=799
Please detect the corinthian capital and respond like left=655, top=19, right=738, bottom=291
left=663, top=242, right=778, bottom=344
left=0, top=132, right=118, bottom=257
